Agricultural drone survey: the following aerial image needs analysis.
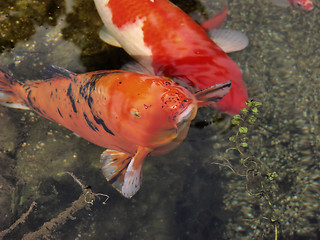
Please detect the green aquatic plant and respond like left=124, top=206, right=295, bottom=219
left=215, top=100, right=280, bottom=240
left=227, top=100, right=261, bottom=154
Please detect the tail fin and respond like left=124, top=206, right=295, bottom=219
left=0, top=67, right=29, bottom=110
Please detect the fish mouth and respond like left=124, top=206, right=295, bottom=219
left=176, top=103, right=196, bottom=124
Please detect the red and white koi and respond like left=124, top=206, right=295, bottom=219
left=0, top=65, right=231, bottom=198
left=93, top=0, right=249, bottom=115
left=270, top=0, right=314, bottom=11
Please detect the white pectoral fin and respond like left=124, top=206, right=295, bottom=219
left=195, top=80, right=231, bottom=107
left=208, top=29, right=249, bottom=53
left=121, top=61, right=153, bottom=74
left=99, top=26, right=122, bottom=47
left=100, top=147, right=151, bottom=198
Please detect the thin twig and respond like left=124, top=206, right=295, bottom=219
left=0, top=201, right=36, bottom=239
left=22, top=172, right=109, bottom=240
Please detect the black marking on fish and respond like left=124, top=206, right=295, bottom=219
left=79, top=81, right=91, bottom=100
left=83, top=112, right=99, bottom=132
left=23, top=86, right=31, bottom=91
left=67, top=83, right=78, bottom=113
left=86, top=93, right=114, bottom=135
left=89, top=74, right=101, bottom=88
left=87, top=95, right=93, bottom=109
left=26, top=91, right=40, bottom=113
left=25, top=90, right=48, bottom=117
left=57, top=108, right=63, bottom=118
left=0, top=67, right=14, bottom=85
left=32, top=82, right=40, bottom=86
left=90, top=72, right=115, bottom=86
left=79, top=78, right=97, bottom=101
left=79, top=85, right=86, bottom=99
left=78, top=74, right=115, bottom=136
left=93, top=115, right=114, bottom=136
left=87, top=71, right=123, bottom=91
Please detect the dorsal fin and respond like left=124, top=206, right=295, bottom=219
left=43, top=65, right=77, bottom=80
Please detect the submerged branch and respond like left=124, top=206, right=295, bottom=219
left=0, top=172, right=109, bottom=240
left=22, top=189, right=95, bottom=240
left=0, top=201, right=36, bottom=239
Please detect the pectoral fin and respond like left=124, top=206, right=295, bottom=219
left=99, top=26, right=122, bottom=47
left=121, top=61, right=153, bottom=74
left=100, top=147, right=151, bottom=198
left=195, top=80, right=231, bottom=107
left=208, top=29, right=249, bottom=53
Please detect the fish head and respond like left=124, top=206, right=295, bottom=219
left=108, top=74, right=198, bottom=149
left=159, top=83, right=198, bottom=129
left=129, top=77, right=198, bottom=148
left=292, top=0, right=314, bottom=11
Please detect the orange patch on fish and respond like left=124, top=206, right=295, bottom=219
left=0, top=65, right=231, bottom=198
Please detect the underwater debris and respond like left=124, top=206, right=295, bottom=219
left=0, top=172, right=109, bottom=240
left=0, top=201, right=36, bottom=239
left=21, top=172, right=108, bottom=240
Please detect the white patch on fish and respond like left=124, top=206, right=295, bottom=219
left=94, top=0, right=154, bottom=73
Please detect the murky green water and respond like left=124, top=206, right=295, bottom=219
left=0, top=0, right=319, bottom=239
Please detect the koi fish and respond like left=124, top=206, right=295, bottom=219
left=0, top=65, right=231, bottom=198
left=270, top=0, right=314, bottom=11
left=93, top=0, right=248, bottom=115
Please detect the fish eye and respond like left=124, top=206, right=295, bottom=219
left=295, top=2, right=302, bottom=7
left=130, top=108, right=141, bottom=117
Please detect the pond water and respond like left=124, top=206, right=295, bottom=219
left=0, top=0, right=319, bottom=239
